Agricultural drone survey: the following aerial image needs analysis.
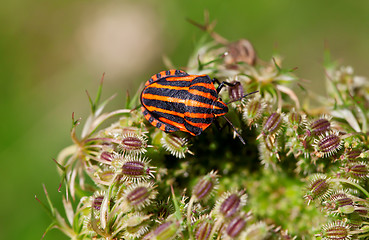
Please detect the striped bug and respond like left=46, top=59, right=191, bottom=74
left=140, top=70, right=257, bottom=144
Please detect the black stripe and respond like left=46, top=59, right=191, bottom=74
left=156, top=73, right=162, bottom=79
left=185, top=115, right=214, bottom=124
left=175, top=70, right=188, bottom=76
left=151, top=110, right=185, bottom=124
left=142, top=105, right=180, bottom=132
left=165, top=124, right=179, bottom=132
left=190, top=75, right=212, bottom=84
left=143, top=87, right=189, bottom=100
left=143, top=87, right=215, bottom=106
left=143, top=98, right=213, bottom=115
left=142, top=99, right=186, bottom=113
left=153, top=80, right=193, bottom=87
left=184, top=121, right=203, bottom=135
left=165, top=70, right=171, bottom=76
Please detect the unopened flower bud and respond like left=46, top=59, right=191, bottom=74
left=119, top=133, right=147, bottom=155
left=226, top=216, right=247, bottom=238
left=262, top=112, right=283, bottom=136
left=305, top=174, right=331, bottom=203
left=309, top=117, right=331, bottom=136
left=193, top=171, right=218, bottom=201
left=121, top=157, right=155, bottom=182
left=161, top=133, right=189, bottom=158
left=321, top=221, right=351, bottom=240
left=314, top=131, right=342, bottom=157
left=153, top=220, right=180, bottom=240
left=124, top=183, right=157, bottom=209
left=195, top=218, right=213, bottom=240
left=218, top=191, right=247, bottom=219
left=347, top=162, right=369, bottom=181
left=243, top=98, right=265, bottom=126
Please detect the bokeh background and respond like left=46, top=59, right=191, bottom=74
left=1, top=0, right=369, bottom=239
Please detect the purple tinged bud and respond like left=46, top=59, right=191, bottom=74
left=346, top=149, right=361, bottom=161
left=192, top=171, right=218, bottom=201
left=289, top=112, right=302, bottom=126
left=331, top=193, right=353, bottom=208
left=127, top=187, right=150, bottom=205
left=348, top=163, right=369, bottom=180
left=93, top=195, right=104, bottom=211
left=125, top=183, right=157, bottom=209
left=305, top=174, right=331, bottom=203
left=311, top=179, right=329, bottom=198
left=310, top=118, right=331, bottom=135
left=322, top=221, right=350, bottom=240
left=243, top=98, right=264, bottom=123
left=120, top=133, right=147, bottom=154
left=161, top=134, right=188, bottom=158
left=226, top=216, right=247, bottom=238
left=122, top=161, right=145, bottom=175
left=193, top=179, right=213, bottom=200
left=195, top=220, right=213, bottom=240
left=262, top=112, right=283, bottom=135
left=316, top=133, right=341, bottom=157
left=220, top=194, right=241, bottom=218
left=100, top=151, right=113, bottom=162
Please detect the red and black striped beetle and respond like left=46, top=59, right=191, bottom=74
left=140, top=70, right=257, bottom=144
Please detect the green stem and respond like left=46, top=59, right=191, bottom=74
left=208, top=217, right=223, bottom=240
left=187, top=196, right=195, bottom=240
left=331, top=178, right=369, bottom=199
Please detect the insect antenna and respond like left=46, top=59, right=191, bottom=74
left=226, top=91, right=259, bottom=105
left=222, top=116, right=245, bottom=144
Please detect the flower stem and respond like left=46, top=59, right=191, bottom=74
left=331, top=178, right=369, bottom=199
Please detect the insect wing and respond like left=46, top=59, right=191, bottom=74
left=141, top=73, right=197, bottom=135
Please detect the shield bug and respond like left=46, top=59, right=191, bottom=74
left=140, top=70, right=257, bottom=144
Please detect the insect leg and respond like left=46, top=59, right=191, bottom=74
left=213, top=79, right=239, bottom=93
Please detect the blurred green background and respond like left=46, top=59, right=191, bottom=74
left=1, top=0, right=369, bottom=239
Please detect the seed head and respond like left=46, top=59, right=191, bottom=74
left=96, top=167, right=116, bottom=183
left=262, top=112, right=284, bottom=136
left=330, top=192, right=353, bottom=208
left=195, top=216, right=213, bottom=240
left=120, top=156, right=155, bottom=182
left=192, top=170, right=219, bottom=201
left=305, top=174, right=331, bottom=204
left=161, top=133, right=189, bottom=158
left=119, top=133, right=147, bottom=155
left=225, top=215, right=247, bottom=238
left=287, top=110, right=305, bottom=130
left=346, top=162, right=369, bottom=181
left=242, top=97, right=265, bottom=126
left=122, top=213, right=150, bottom=239
left=314, top=131, right=342, bottom=158
left=100, top=151, right=114, bottom=162
left=216, top=191, right=247, bottom=219
left=92, top=194, right=105, bottom=211
left=242, top=222, right=270, bottom=240
left=341, top=149, right=362, bottom=162
left=308, top=116, right=332, bottom=136
left=321, top=221, right=351, bottom=240
left=124, top=182, right=157, bottom=209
